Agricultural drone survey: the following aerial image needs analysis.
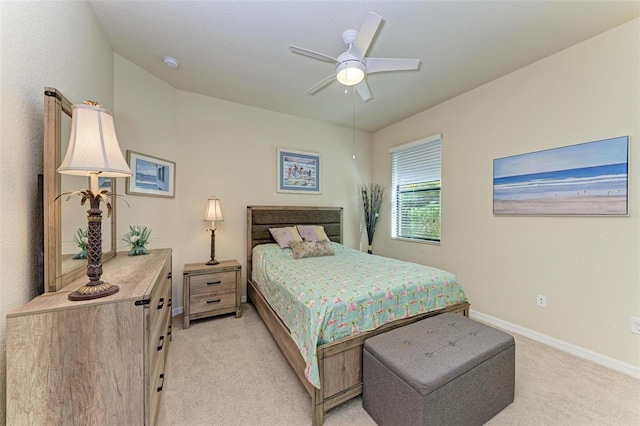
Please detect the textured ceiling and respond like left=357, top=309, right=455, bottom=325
left=89, top=1, right=639, bottom=132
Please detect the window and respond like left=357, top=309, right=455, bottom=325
left=390, top=134, right=442, bottom=242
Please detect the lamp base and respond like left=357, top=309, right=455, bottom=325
left=68, top=281, right=119, bottom=301
left=206, top=259, right=220, bottom=266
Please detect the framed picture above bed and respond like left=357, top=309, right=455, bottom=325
left=493, top=136, right=629, bottom=216
left=126, top=150, right=176, bottom=198
left=277, top=148, right=321, bottom=194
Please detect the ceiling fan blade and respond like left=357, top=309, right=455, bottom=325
left=306, top=74, right=336, bottom=95
left=366, top=58, right=420, bottom=73
left=353, top=12, right=382, bottom=59
left=355, top=80, right=372, bottom=102
left=289, top=45, right=337, bottom=64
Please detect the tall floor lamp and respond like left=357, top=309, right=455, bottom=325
left=57, top=101, right=132, bottom=301
left=203, top=196, right=224, bottom=265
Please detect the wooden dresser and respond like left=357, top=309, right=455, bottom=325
left=6, top=248, right=173, bottom=425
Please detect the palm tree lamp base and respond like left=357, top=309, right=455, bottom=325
left=68, top=281, right=119, bottom=301
left=67, top=195, right=119, bottom=301
left=205, top=228, right=219, bottom=265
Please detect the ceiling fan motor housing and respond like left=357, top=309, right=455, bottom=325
left=342, top=29, right=359, bottom=47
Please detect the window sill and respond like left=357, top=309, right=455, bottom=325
left=391, top=237, right=440, bottom=246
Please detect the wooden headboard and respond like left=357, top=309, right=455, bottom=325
left=246, top=206, right=343, bottom=282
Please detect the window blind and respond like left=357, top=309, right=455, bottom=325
left=390, top=135, right=442, bottom=242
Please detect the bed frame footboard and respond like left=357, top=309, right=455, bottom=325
left=248, top=278, right=470, bottom=425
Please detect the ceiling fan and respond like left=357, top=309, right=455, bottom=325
left=289, top=12, right=420, bottom=102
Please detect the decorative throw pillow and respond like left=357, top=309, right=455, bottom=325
left=296, top=225, right=330, bottom=242
left=289, top=240, right=336, bottom=259
left=268, top=226, right=303, bottom=249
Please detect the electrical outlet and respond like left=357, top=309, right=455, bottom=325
left=536, top=294, right=547, bottom=308
left=631, top=317, right=640, bottom=335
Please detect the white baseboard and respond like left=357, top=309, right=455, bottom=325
left=470, top=310, right=640, bottom=379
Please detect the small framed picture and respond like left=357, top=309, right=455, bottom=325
left=126, top=150, right=176, bottom=198
left=277, top=148, right=321, bottom=194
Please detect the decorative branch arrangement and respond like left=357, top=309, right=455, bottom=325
left=361, top=183, right=385, bottom=254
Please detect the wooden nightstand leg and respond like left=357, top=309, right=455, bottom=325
left=235, top=267, right=242, bottom=318
left=183, top=272, right=190, bottom=328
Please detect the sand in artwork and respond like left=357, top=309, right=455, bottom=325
left=494, top=196, right=626, bottom=215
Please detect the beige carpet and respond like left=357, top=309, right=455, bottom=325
left=157, top=304, right=640, bottom=426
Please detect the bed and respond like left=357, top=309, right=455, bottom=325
left=246, top=206, right=470, bottom=425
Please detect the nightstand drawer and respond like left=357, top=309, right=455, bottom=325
left=190, top=291, right=236, bottom=314
left=189, top=271, right=236, bottom=295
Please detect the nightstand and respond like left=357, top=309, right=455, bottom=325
left=183, top=259, right=241, bottom=329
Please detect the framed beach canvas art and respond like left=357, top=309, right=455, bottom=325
left=126, top=151, right=176, bottom=198
left=493, top=136, right=629, bottom=216
left=277, top=148, right=321, bottom=194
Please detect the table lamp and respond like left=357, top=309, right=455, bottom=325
left=57, top=101, right=132, bottom=300
left=203, top=196, right=224, bottom=265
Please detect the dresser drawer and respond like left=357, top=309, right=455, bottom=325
left=189, top=290, right=235, bottom=314
left=148, top=261, right=171, bottom=358
left=189, top=271, right=236, bottom=295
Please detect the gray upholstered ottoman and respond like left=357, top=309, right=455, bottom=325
left=363, top=312, right=515, bottom=426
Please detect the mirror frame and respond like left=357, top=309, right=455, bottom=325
left=44, top=87, right=117, bottom=292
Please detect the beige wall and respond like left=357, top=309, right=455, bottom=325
left=0, top=1, right=113, bottom=421
left=2, top=6, right=637, bottom=422
left=112, top=54, right=372, bottom=310
left=372, top=19, right=640, bottom=371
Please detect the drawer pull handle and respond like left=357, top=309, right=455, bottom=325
left=157, top=298, right=165, bottom=309
left=157, top=373, right=164, bottom=392
left=207, top=298, right=221, bottom=304
left=157, top=335, right=165, bottom=351
left=168, top=298, right=172, bottom=307
left=167, top=324, right=172, bottom=337
left=207, top=280, right=222, bottom=286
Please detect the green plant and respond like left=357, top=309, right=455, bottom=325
left=71, top=228, right=89, bottom=259
left=122, top=225, right=152, bottom=256
left=361, top=183, right=385, bottom=253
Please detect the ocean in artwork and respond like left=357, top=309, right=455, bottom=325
left=493, top=137, right=628, bottom=215
left=135, top=159, right=169, bottom=191
left=494, top=163, right=627, bottom=201
left=280, top=153, right=319, bottom=191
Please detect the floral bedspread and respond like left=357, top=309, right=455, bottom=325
left=252, top=243, right=468, bottom=389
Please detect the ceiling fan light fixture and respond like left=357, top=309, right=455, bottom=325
left=336, top=61, right=365, bottom=86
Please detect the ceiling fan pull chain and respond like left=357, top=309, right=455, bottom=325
left=352, top=85, right=357, bottom=160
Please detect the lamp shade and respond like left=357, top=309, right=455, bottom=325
left=58, top=103, right=132, bottom=177
left=336, top=61, right=366, bottom=86
left=203, top=196, right=224, bottom=222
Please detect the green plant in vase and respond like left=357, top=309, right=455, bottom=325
left=72, top=228, right=89, bottom=259
left=122, top=225, right=152, bottom=256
